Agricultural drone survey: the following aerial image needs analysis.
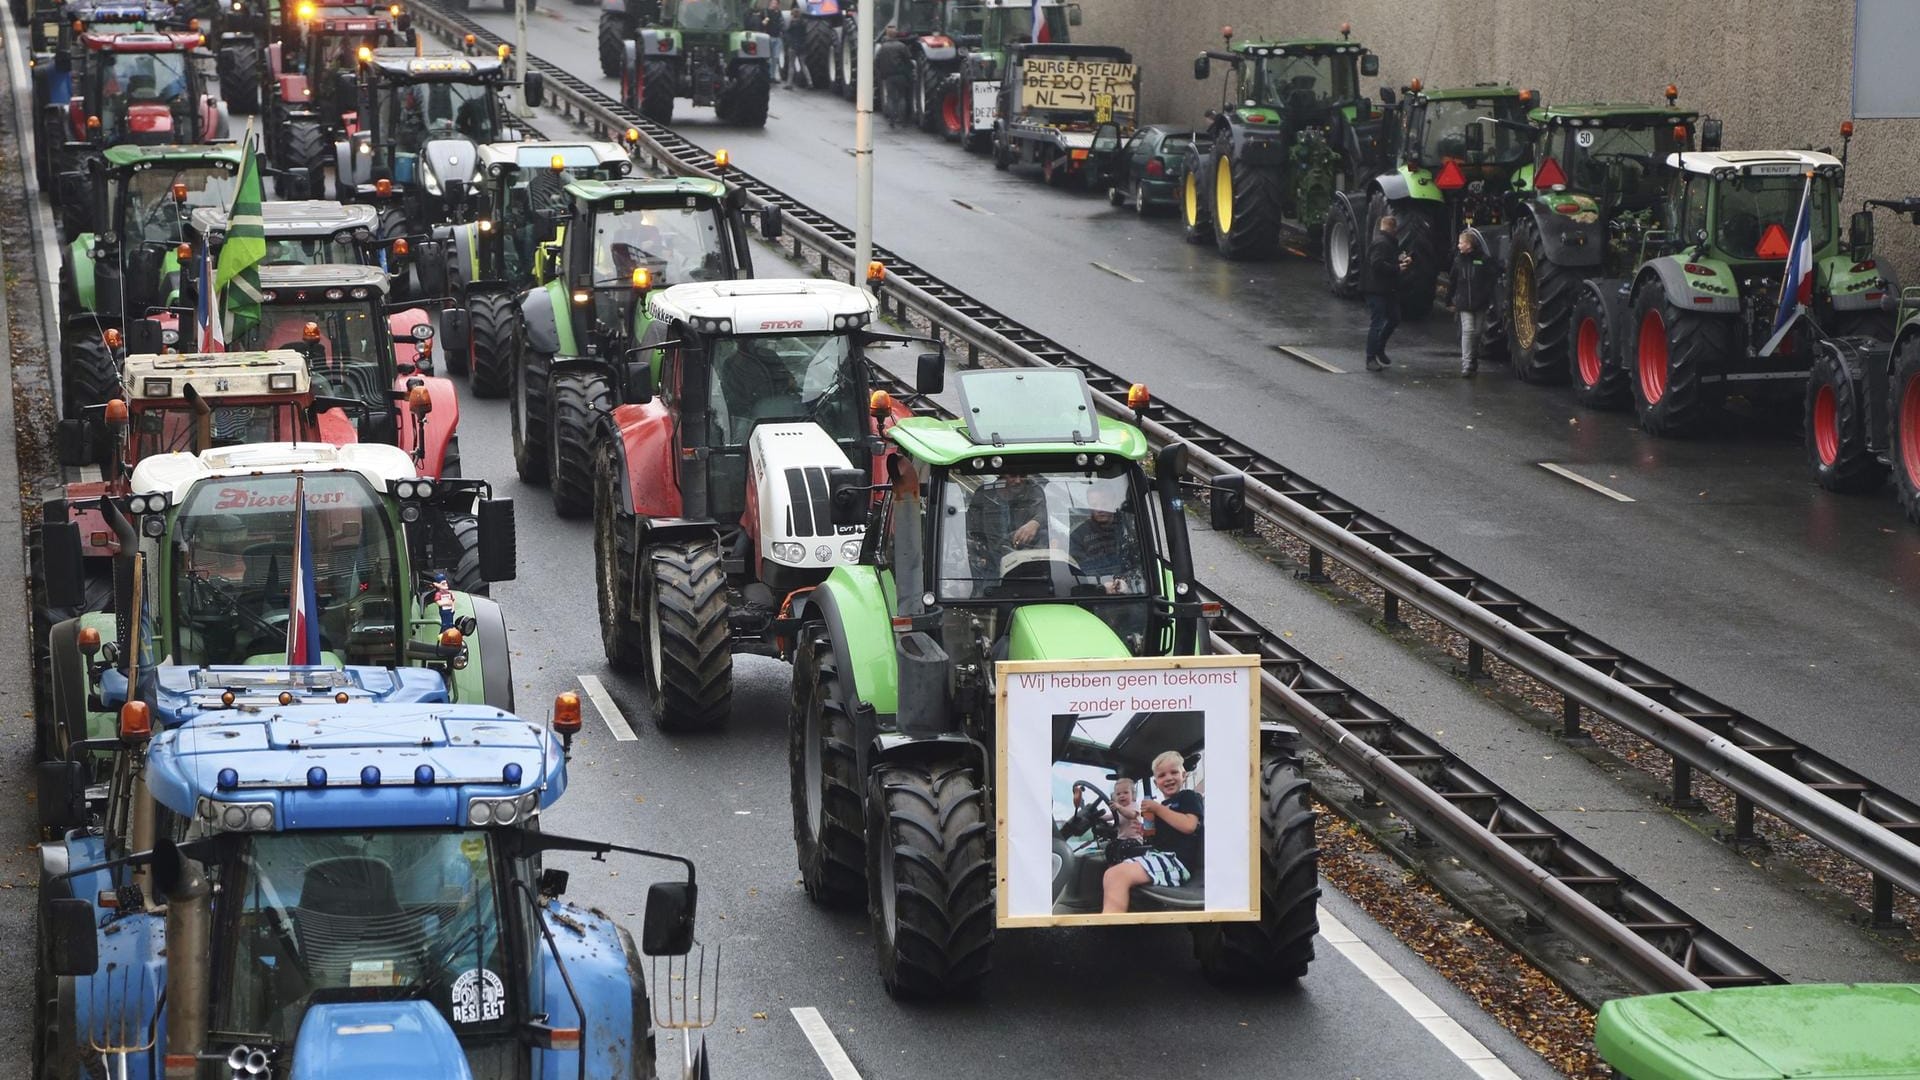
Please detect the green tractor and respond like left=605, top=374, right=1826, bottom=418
left=512, top=173, right=774, bottom=515
left=1180, top=23, right=1380, bottom=260
left=437, top=138, right=639, bottom=398
left=59, top=143, right=242, bottom=421
left=616, top=0, right=773, bottom=127
left=1573, top=147, right=1887, bottom=435
left=1325, top=80, right=1535, bottom=320
left=939, top=0, right=1080, bottom=147
left=1503, top=90, right=1705, bottom=385
left=1596, top=984, right=1920, bottom=1079
left=784, top=368, right=1320, bottom=997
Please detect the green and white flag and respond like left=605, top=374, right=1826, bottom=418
left=215, top=130, right=267, bottom=345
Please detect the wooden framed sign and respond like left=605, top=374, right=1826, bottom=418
left=994, top=654, right=1260, bottom=928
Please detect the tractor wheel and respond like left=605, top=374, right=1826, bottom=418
left=285, top=121, right=329, bottom=197
left=430, top=512, right=488, bottom=596
left=1889, top=337, right=1920, bottom=524
left=1834, top=310, right=1897, bottom=342
left=936, top=73, right=965, bottom=142
left=467, top=292, right=519, bottom=399
left=1182, top=161, right=1212, bottom=244
left=724, top=62, right=771, bottom=128
left=1193, top=750, right=1320, bottom=985
left=837, top=32, right=858, bottom=100
left=1322, top=195, right=1363, bottom=298
left=866, top=760, right=993, bottom=999
left=1384, top=197, right=1440, bottom=319
left=594, top=443, right=648, bottom=670
left=990, top=124, right=1012, bottom=170
left=219, top=45, right=260, bottom=116
left=789, top=626, right=867, bottom=908
left=598, top=14, right=627, bottom=79
left=1208, top=141, right=1279, bottom=260
left=1479, top=274, right=1511, bottom=364
left=913, top=56, right=942, bottom=134
left=1569, top=280, right=1630, bottom=410
left=640, top=539, right=732, bottom=731
left=802, top=19, right=833, bottom=88
left=61, top=329, right=116, bottom=423
left=511, top=348, right=551, bottom=485
left=376, top=203, right=408, bottom=244
left=1507, top=216, right=1573, bottom=384
left=1629, top=276, right=1730, bottom=437
left=548, top=369, right=609, bottom=519
left=641, top=59, right=677, bottom=125
left=45, top=619, right=89, bottom=765
left=1804, top=344, right=1888, bottom=494
left=441, top=433, right=462, bottom=478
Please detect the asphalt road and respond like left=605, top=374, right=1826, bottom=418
left=472, top=2, right=1920, bottom=804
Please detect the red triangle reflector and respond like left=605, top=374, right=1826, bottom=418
left=1535, top=157, right=1568, bottom=190
left=1435, top=160, right=1466, bottom=190
left=1755, top=223, right=1790, bottom=259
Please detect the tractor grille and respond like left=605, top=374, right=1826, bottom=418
left=783, top=467, right=835, bottom=539
left=1738, top=268, right=1787, bottom=350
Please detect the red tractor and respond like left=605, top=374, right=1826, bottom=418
left=261, top=2, right=410, bottom=195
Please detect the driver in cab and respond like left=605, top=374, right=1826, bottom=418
left=965, top=473, right=1049, bottom=583
left=712, top=336, right=802, bottom=444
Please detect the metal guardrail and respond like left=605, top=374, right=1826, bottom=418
left=406, top=0, right=1888, bottom=986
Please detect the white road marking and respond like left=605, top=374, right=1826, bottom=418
left=577, top=674, right=637, bottom=741
left=1317, top=904, right=1523, bottom=1080
left=1090, top=261, right=1142, bottom=283
left=1270, top=343, right=1345, bottom=374
left=791, top=1007, right=864, bottom=1080
left=1537, top=462, right=1636, bottom=503
left=951, top=198, right=995, bottom=215
left=2, top=20, right=69, bottom=412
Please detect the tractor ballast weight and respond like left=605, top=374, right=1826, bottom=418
left=617, top=0, right=772, bottom=127
left=1181, top=26, right=1380, bottom=260
left=783, top=368, right=1319, bottom=997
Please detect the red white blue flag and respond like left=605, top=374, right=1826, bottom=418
left=286, top=476, right=323, bottom=664
left=1759, top=171, right=1816, bottom=358
left=195, top=245, right=222, bottom=353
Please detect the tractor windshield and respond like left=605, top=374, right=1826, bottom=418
left=936, top=459, right=1148, bottom=602
left=669, top=0, right=749, bottom=32
left=1556, top=122, right=1685, bottom=209
left=949, top=4, right=1069, bottom=46
left=1713, top=173, right=1831, bottom=261
left=213, top=830, right=514, bottom=1050
left=233, top=302, right=388, bottom=409
left=262, top=233, right=364, bottom=266
left=119, top=165, right=239, bottom=248
left=132, top=401, right=306, bottom=459
left=1412, top=97, right=1529, bottom=166
left=1252, top=53, right=1355, bottom=110
left=381, top=80, right=497, bottom=153
left=706, top=333, right=863, bottom=445
left=168, top=471, right=401, bottom=666
left=885, top=0, right=941, bottom=33
left=591, top=204, right=729, bottom=286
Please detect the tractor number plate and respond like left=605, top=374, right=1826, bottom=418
left=1094, top=92, right=1113, bottom=125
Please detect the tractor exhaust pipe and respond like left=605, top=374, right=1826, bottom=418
left=184, top=382, right=213, bottom=453
left=155, top=842, right=211, bottom=1080
left=1153, top=444, right=1202, bottom=654
left=101, top=498, right=139, bottom=674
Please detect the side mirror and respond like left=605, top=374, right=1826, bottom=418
left=1850, top=210, right=1875, bottom=255
left=413, top=240, right=448, bottom=299
left=1360, top=53, right=1379, bottom=77
left=622, top=354, right=655, bottom=403
left=125, top=318, right=166, bottom=356
left=56, top=419, right=92, bottom=468
left=1699, top=117, right=1723, bottom=152
left=1192, top=55, right=1209, bottom=81
left=476, top=497, right=517, bottom=583
left=363, top=407, right=398, bottom=447
left=641, top=880, right=697, bottom=956
left=46, top=898, right=98, bottom=977
left=523, top=70, right=545, bottom=109
left=1208, top=472, right=1251, bottom=532
left=334, top=71, right=358, bottom=111
left=1066, top=2, right=1080, bottom=25
left=915, top=349, right=944, bottom=396
left=37, top=760, right=89, bottom=831
left=759, top=203, right=783, bottom=240
left=440, top=305, right=470, bottom=362
left=42, top=520, right=86, bottom=610
left=537, top=867, right=569, bottom=897
left=1378, top=85, right=1395, bottom=105
left=826, top=467, right=868, bottom=527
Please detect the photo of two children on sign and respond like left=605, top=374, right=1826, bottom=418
left=1046, top=711, right=1207, bottom=918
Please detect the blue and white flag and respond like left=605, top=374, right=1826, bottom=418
left=1758, top=172, right=1815, bottom=359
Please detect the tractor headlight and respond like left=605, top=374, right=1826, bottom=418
left=268, top=373, right=297, bottom=392
left=127, top=491, right=171, bottom=515
left=467, top=791, right=539, bottom=826
left=839, top=539, right=862, bottom=561
left=423, top=167, right=442, bottom=195
left=197, top=796, right=275, bottom=832
left=160, top=328, right=179, bottom=345
left=770, top=541, right=804, bottom=563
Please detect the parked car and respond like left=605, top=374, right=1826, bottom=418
left=1106, top=125, right=1200, bottom=216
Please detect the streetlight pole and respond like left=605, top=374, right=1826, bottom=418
left=514, top=0, right=532, bottom=117
left=852, top=0, right=873, bottom=289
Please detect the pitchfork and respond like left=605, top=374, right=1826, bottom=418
left=82, top=962, right=163, bottom=1080
left=653, top=940, right=720, bottom=1080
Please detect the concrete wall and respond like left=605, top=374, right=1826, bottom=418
left=1082, top=0, right=1920, bottom=271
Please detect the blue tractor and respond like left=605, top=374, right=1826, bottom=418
left=35, top=664, right=712, bottom=1079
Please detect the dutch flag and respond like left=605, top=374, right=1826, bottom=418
left=286, top=477, right=324, bottom=665
left=196, top=244, right=223, bottom=353
left=1030, top=0, right=1049, bottom=42
left=1758, top=171, right=1816, bottom=358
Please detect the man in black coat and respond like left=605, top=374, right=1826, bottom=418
left=1364, top=214, right=1411, bottom=372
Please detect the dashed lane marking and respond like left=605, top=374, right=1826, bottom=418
left=1537, top=462, right=1635, bottom=503
left=577, top=674, right=637, bottom=741
left=1090, top=261, right=1142, bottom=283
left=1270, top=343, right=1345, bottom=374
left=791, top=1007, right=864, bottom=1080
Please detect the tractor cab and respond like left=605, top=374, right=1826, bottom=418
left=1525, top=102, right=1699, bottom=216
left=263, top=3, right=407, bottom=181
left=474, top=141, right=638, bottom=287
left=1663, top=150, right=1840, bottom=268
left=1196, top=31, right=1375, bottom=133
left=30, top=0, right=179, bottom=102
left=1386, top=83, right=1532, bottom=193
left=190, top=199, right=381, bottom=270
left=945, top=0, right=1075, bottom=49
left=68, top=31, right=218, bottom=147
left=66, top=144, right=241, bottom=325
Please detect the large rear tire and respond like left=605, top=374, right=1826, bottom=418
left=1322, top=195, right=1363, bottom=298
left=467, top=292, right=519, bottom=399
left=802, top=19, right=833, bottom=88
left=722, top=61, right=771, bottom=128
left=936, top=73, right=964, bottom=141
left=548, top=370, right=608, bottom=518
left=427, top=512, right=488, bottom=596
left=641, top=540, right=731, bottom=731
left=219, top=45, right=260, bottom=116
left=866, top=760, right=993, bottom=999
left=1804, top=343, right=1888, bottom=494
left=1889, top=337, right=1920, bottom=524
left=1629, top=276, right=1729, bottom=437
left=789, top=627, right=867, bottom=908
left=1569, top=280, right=1630, bottom=409
left=1209, top=140, right=1281, bottom=260
left=1507, top=216, right=1574, bottom=385
left=598, top=13, right=627, bottom=79
left=511, top=348, right=551, bottom=484
left=284, top=121, right=330, bottom=199
left=912, top=56, right=941, bottom=133
left=641, top=59, right=677, bottom=125
left=1193, top=750, right=1320, bottom=985
left=61, top=328, right=116, bottom=423
left=1181, top=160, right=1212, bottom=244
left=594, top=442, right=648, bottom=670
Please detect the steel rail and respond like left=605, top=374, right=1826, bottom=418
left=405, top=0, right=1920, bottom=930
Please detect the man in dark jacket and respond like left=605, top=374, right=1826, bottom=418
left=1446, top=228, right=1497, bottom=377
left=1364, top=215, right=1410, bottom=372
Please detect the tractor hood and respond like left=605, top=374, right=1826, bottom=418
left=1006, top=604, right=1130, bottom=661
left=127, top=102, right=175, bottom=141
left=422, top=137, right=480, bottom=192
left=748, top=422, right=864, bottom=569
left=289, top=1000, right=474, bottom=1079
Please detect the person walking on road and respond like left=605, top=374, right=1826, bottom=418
left=1365, top=215, right=1412, bottom=372
left=1446, top=228, right=1497, bottom=378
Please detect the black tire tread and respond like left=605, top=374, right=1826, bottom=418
left=1631, top=277, right=1730, bottom=437
left=642, top=59, right=677, bottom=124
left=467, top=291, right=519, bottom=399
left=1510, top=216, right=1574, bottom=385
left=1211, top=144, right=1281, bottom=260
left=1889, top=339, right=1920, bottom=524
left=61, top=330, right=116, bottom=423
left=598, top=13, right=627, bottom=80
left=1192, top=752, right=1320, bottom=984
left=724, top=62, right=771, bottom=128
left=789, top=629, right=867, bottom=907
left=1322, top=195, right=1363, bottom=298
left=645, top=540, right=732, bottom=731
left=802, top=19, right=833, bottom=88
left=512, top=349, right=552, bottom=484
left=1804, top=346, right=1888, bottom=494
left=284, top=121, right=329, bottom=199
left=548, top=370, right=608, bottom=518
left=868, top=762, right=993, bottom=999
left=1569, top=282, right=1630, bottom=409
left=594, top=443, right=648, bottom=670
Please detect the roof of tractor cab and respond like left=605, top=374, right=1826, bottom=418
left=312, top=11, right=391, bottom=31
left=192, top=200, right=379, bottom=236
left=648, top=279, right=876, bottom=332
left=1058, top=710, right=1205, bottom=771
left=1664, top=148, right=1840, bottom=176
left=122, top=349, right=311, bottom=400
left=1595, top=984, right=1920, bottom=1079
left=68, top=1, right=174, bottom=22
left=1530, top=102, right=1696, bottom=124
left=142, top=699, right=567, bottom=832
left=479, top=140, right=633, bottom=172
left=1229, top=38, right=1368, bottom=55
left=103, top=142, right=243, bottom=167
left=889, top=415, right=1150, bottom=465
left=259, top=262, right=391, bottom=294
left=886, top=368, right=1150, bottom=464
left=1412, top=84, right=1524, bottom=103
left=566, top=175, right=730, bottom=205
left=80, top=28, right=198, bottom=49
left=368, top=48, right=506, bottom=80
left=130, top=441, right=418, bottom=501
left=155, top=665, right=451, bottom=723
